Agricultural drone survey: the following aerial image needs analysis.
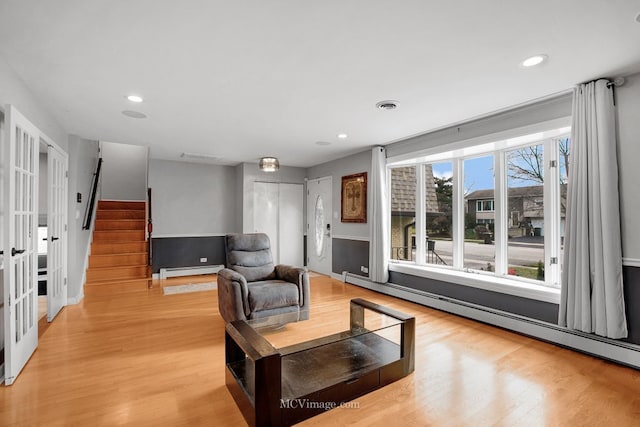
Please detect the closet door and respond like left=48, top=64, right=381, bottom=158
left=278, top=183, right=303, bottom=266
left=253, top=182, right=279, bottom=262
left=253, top=182, right=304, bottom=266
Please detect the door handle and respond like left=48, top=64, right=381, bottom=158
left=11, top=248, right=26, bottom=256
left=51, top=236, right=59, bottom=242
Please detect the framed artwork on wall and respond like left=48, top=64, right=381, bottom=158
left=341, top=172, right=367, bottom=223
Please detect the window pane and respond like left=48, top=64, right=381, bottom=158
left=559, top=137, right=570, bottom=279
left=464, top=155, right=495, bottom=271
left=506, top=144, right=545, bottom=281
left=390, top=166, right=416, bottom=262
left=425, top=162, right=452, bottom=266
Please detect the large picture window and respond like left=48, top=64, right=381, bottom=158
left=388, top=124, right=570, bottom=290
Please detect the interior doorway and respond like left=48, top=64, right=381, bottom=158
left=37, top=141, right=48, bottom=327
left=306, top=176, right=332, bottom=276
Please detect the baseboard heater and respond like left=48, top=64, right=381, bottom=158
left=343, top=272, right=640, bottom=370
left=159, top=265, right=224, bottom=280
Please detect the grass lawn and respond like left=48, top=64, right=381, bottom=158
left=509, top=265, right=542, bottom=280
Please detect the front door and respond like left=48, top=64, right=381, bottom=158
left=46, top=144, right=68, bottom=321
left=3, top=105, right=39, bottom=385
left=306, top=177, right=332, bottom=275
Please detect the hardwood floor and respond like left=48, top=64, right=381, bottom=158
left=1, top=274, right=639, bottom=426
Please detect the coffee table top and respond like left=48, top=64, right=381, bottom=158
left=242, top=299, right=405, bottom=355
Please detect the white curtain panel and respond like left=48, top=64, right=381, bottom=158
left=559, top=79, right=628, bottom=339
left=370, top=146, right=389, bottom=283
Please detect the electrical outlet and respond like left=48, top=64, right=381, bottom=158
left=200, top=257, right=207, bottom=263
left=361, top=266, right=369, bottom=274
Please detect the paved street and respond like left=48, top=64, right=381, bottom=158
left=403, top=239, right=546, bottom=271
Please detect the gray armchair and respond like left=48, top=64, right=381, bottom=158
left=217, top=233, right=310, bottom=323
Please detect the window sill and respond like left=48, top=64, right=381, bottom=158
left=388, top=262, right=560, bottom=304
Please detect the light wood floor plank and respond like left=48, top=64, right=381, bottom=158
left=1, top=274, right=638, bottom=426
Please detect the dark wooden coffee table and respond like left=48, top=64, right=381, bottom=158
left=225, top=298, right=415, bottom=426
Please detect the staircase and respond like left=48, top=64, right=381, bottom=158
left=86, top=200, right=150, bottom=288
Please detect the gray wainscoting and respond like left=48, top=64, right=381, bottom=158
left=151, top=236, right=226, bottom=273
left=623, top=266, right=640, bottom=345
left=388, top=271, right=559, bottom=323
left=332, top=238, right=369, bottom=277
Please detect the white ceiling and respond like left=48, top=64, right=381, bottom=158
left=1, top=1, right=639, bottom=168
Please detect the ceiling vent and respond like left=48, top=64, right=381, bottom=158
left=122, top=110, right=147, bottom=119
left=180, top=152, right=219, bottom=161
left=375, top=100, right=399, bottom=110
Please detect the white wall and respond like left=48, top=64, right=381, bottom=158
left=616, top=71, right=640, bottom=261
left=100, top=141, right=148, bottom=201
left=66, top=136, right=100, bottom=301
left=307, top=150, right=372, bottom=239
left=386, top=94, right=572, bottom=160
left=148, top=159, right=238, bottom=236
left=0, top=55, right=67, bottom=151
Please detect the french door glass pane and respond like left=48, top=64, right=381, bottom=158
left=506, top=144, right=545, bottom=281
left=464, top=155, right=495, bottom=271
left=390, top=166, right=416, bottom=262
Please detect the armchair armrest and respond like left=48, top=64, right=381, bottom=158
left=275, top=265, right=310, bottom=312
left=217, top=268, right=250, bottom=322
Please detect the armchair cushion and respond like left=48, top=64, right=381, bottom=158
left=226, top=233, right=276, bottom=282
left=248, top=280, right=300, bottom=312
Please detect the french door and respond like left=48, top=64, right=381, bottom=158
left=306, top=177, right=332, bottom=275
left=46, top=145, right=68, bottom=321
left=3, top=105, right=39, bottom=385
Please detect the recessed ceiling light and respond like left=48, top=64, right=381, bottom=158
left=635, top=12, right=640, bottom=23
left=316, top=141, right=331, bottom=146
left=126, top=95, right=144, bottom=103
left=122, top=110, right=147, bottom=119
left=337, top=133, right=348, bottom=139
left=376, top=100, right=399, bottom=110
left=521, top=54, right=548, bottom=67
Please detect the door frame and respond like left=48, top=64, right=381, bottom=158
left=306, top=176, right=332, bottom=276
left=43, top=137, right=68, bottom=322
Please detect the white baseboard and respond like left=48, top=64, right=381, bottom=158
left=159, top=265, right=223, bottom=280
left=344, top=273, right=640, bottom=369
left=623, top=258, right=640, bottom=267
left=67, top=292, right=84, bottom=305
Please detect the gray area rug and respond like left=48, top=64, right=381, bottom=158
left=162, top=282, right=217, bottom=295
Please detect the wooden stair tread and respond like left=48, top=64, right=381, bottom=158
left=98, top=201, right=146, bottom=210
left=85, top=278, right=150, bottom=287
left=86, top=266, right=147, bottom=271
left=90, top=252, right=148, bottom=257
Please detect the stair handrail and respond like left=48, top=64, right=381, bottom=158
left=82, top=157, right=103, bottom=230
